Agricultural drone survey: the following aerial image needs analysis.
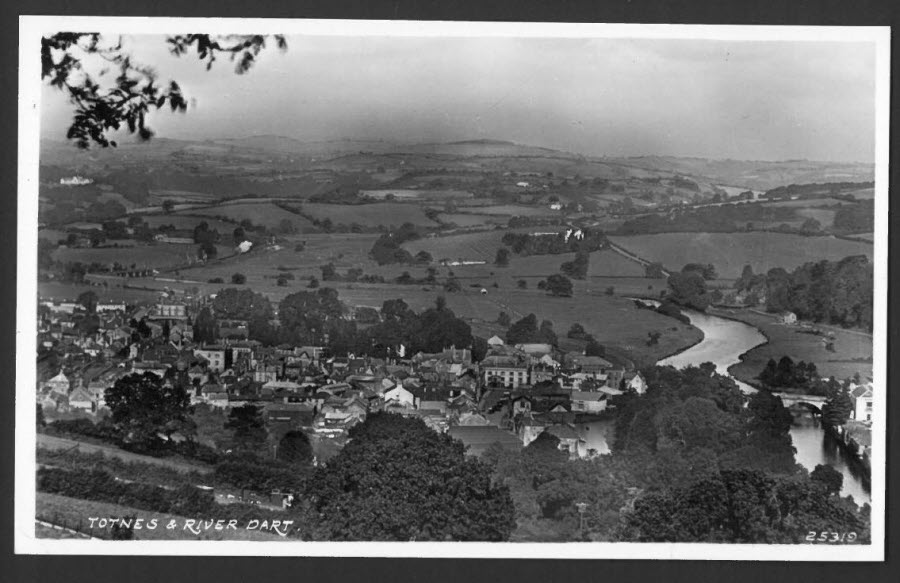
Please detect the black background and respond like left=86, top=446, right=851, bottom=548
left=2, top=1, right=896, bottom=582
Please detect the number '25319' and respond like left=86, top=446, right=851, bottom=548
left=806, top=531, right=857, bottom=543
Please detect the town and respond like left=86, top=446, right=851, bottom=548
left=38, top=288, right=648, bottom=460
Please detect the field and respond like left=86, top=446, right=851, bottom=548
left=762, top=197, right=846, bottom=208
left=796, top=208, right=837, bottom=228
left=465, top=204, right=559, bottom=217
left=848, top=188, right=875, bottom=200
left=298, top=203, right=439, bottom=228
left=437, top=213, right=506, bottom=227
left=140, top=214, right=236, bottom=233
left=178, top=202, right=315, bottom=231
left=335, top=285, right=701, bottom=367
left=36, top=493, right=284, bottom=541
left=719, top=308, right=873, bottom=385
left=404, top=230, right=509, bottom=263
left=609, top=232, right=874, bottom=279
left=52, top=243, right=231, bottom=270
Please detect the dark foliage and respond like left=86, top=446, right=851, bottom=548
left=303, top=413, right=515, bottom=541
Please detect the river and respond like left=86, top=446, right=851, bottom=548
left=577, top=300, right=870, bottom=504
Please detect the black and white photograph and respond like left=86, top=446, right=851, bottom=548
left=15, top=17, right=889, bottom=560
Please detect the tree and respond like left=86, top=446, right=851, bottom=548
left=278, top=431, right=313, bottom=465
left=231, top=272, right=247, bottom=285
left=197, top=241, right=217, bottom=260
left=810, top=464, right=844, bottom=496
left=162, top=199, right=175, bottom=214
left=543, top=274, right=573, bottom=297
left=567, top=323, right=587, bottom=340
left=517, top=279, right=527, bottom=289
left=681, top=263, right=718, bottom=280
left=560, top=251, right=589, bottom=279
left=42, top=34, right=286, bottom=148
left=666, top=271, right=711, bottom=311
left=304, top=413, right=515, bottom=541
left=621, top=469, right=868, bottom=543
left=494, top=248, right=510, bottom=267
left=497, top=312, right=511, bottom=328
left=444, top=277, right=462, bottom=293
left=104, top=372, right=192, bottom=449
left=308, top=276, right=319, bottom=289
left=822, top=384, right=853, bottom=429
left=584, top=338, right=606, bottom=358
left=279, top=288, right=345, bottom=345
left=193, top=307, right=217, bottom=344
left=76, top=290, right=98, bottom=314
left=506, top=314, right=539, bottom=345
left=801, top=217, right=822, bottom=233
left=224, top=404, right=267, bottom=452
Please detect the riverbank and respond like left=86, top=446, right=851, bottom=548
left=627, top=297, right=707, bottom=365
left=708, top=307, right=872, bottom=386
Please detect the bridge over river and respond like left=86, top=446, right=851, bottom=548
left=772, top=392, right=828, bottom=412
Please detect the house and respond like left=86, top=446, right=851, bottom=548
left=482, top=354, right=529, bottom=389
left=514, top=343, right=554, bottom=363
left=383, top=384, right=416, bottom=408
left=567, top=354, right=614, bottom=375
left=68, top=386, right=95, bottom=412
left=265, top=402, right=315, bottom=427
left=96, top=301, right=127, bottom=313
left=544, top=424, right=584, bottom=457
left=448, top=426, right=523, bottom=457
left=152, top=301, right=188, bottom=321
left=457, top=411, right=490, bottom=426
left=517, top=416, right=547, bottom=446
left=570, top=391, right=608, bottom=414
left=850, top=383, right=874, bottom=422
left=780, top=312, right=798, bottom=325
left=253, top=363, right=280, bottom=384
left=131, top=361, right=168, bottom=378
left=624, top=371, right=648, bottom=395
left=43, top=371, right=70, bottom=393
left=487, top=335, right=505, bottom=347
left=195, top=346, right=227, bottom=373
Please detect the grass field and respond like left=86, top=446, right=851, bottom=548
left=403, top=230, right=506, bottom=263
left=466, top=204, right=559, bottom=217
left=179, top=202, right=314, bottom=231
left=36, top=493, right=285, bottom=541
left=52, top=243, right=229, bottom=270
left=37, top=434, right=213, bottom=474
left=140, top=214, right=236, bottom=233
left=437, top=213, right=506, bottom=227
left=609, top=232, right=874, bottom=279
left=299, top=203, right=439, bottom=228
left=848, top=188, right=875, bottom=200
left=718, top=308, right=873, bottom=385
left=762, top=197, right=846, bottom=208
left=796, top=208, right=837, bottom=228
left=336, top=285, right=701, bottom=367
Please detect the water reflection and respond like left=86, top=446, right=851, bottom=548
left=790, top=413, right=871, bottom=505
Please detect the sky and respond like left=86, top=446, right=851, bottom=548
left=39, top=34, right=878, bottom=162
